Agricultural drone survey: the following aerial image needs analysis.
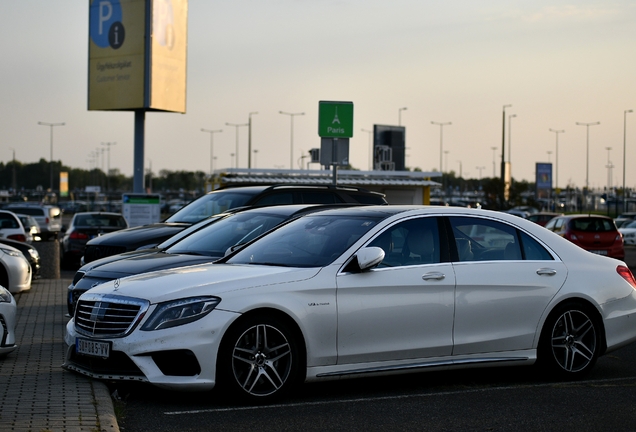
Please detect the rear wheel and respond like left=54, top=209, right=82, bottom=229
left=217, top=314, right=301, bottom=403
left=539, top=302, right=602, bottom=378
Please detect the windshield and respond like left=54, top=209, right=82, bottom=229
left=623, top=220, right=636, bottom=229
left=167, top=212, right=288, bottom=257
left=227, top=214, right=382, bottom=268
left=165, top=191, right=255, bottom=224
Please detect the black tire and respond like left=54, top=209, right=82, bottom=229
left=538, top=301, right=602, bottom=378
left=217, top=314, right=302, bottom=403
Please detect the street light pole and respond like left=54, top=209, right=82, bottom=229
left=508, top=114, right=516, bottom=164
left=623, top=110, right=633, bottom=212
left=431, top=121, right=452, bottom=173
left=38, top=121, right=65, bottom=192
left=201, top=129, right=222, bottom=176
left=248, top=112, right=258, bottom=169
left=279, top=111, right=305, bottom=170
left=501, top=104, right=511, bottom=189
left=549, top=129, right=564, bottom=194
left=491, top=146, right=497, bottom=177
left=606, top=147, right=613, bottom=193
left=576, top=121, right=600, bottom=192
left=361, top=128, right=374, bottom=170
left=398, top=107, right=407, bottom=126
left=225, top=122, right=248, bottom=169
left=101, top=142, right=116, bottom=193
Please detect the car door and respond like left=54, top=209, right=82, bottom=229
left=448, top=216, right=567, bottom=355
left=336, top=216, right=456, bottom=364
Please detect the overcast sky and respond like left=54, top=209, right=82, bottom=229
left=2, top=1, right=636, bottom=191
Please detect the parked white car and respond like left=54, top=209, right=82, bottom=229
left=619, top=220, right=636, bottom=245
left=0, top=210, right=29, bottom=243
left=0, top=244, right=32, bottom=294
left=0, top=286, right=17, bottom=357
left=64, top=206, right=636, bottom=403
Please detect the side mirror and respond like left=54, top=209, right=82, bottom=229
left=356, top=246, right=385, bottom=271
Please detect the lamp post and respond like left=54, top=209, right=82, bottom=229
left=576, top=121, right=600, bottom=212
left=444, top=150, right=450, bottom=172
left=606, top=147, right=613, bottom=193
left=248, top=112, right=258, bottom=169
left=38, top=121, right=65, bottom=191
left=398, top=107, right=407, bottom=126
left=508, top=113, right=516, bottom=166
left=362, top=128, right=374, bottom=170
left=623, top=110, right=633, bottom=212
left=201, top=128, right=222, bottom=176
left=279, top=111, right=305, bottom=170
left=225, top=122, right=248, bottom=168
left=549, top=129, right=564, bottom=194
left=253, top=149, right=258, bottom=168
left=431, top=121, right=452, bottom=173
left=501, top=105, right=511, bottom=184
left=476, top=166, right=485, bottom=180
left=491, top=146, right=497, bottom=177
left=101, top=142, right=116, bottom=192
left=576, top=121, right=600, bottom=192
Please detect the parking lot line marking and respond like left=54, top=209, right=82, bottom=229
left=163, top=376, right=636, bottom=415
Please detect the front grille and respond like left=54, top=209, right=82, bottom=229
left=75, top=294, right=149, bottom=337
left=84, top=245, right=128, bottom=263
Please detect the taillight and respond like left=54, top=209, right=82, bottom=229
left=45, top=217, right=49, bottom=224
left=69, top=232, right=89, bottom=240
left=8, top=234, right=27, bottom=242
left=617, top=265, right=636, bottom=290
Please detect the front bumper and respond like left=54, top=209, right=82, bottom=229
left=63, top=308, right=240, bottom=391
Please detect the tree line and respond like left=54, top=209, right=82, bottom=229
left=0, top=158, right=541, bottom=210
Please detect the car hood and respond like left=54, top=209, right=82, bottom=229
left=85, top=223, right=190, bottom=248
left=87, top=263, right=322, bottom=304
left=76, top=252, right=222, bottom=288
left=78, top=248, right=161, bottom=272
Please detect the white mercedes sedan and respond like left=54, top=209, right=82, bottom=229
left=63, top=206, right=636, bottom=403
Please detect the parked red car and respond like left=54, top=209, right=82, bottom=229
left=544, top=214, right=624, bottom=259
left=526, top=212, right=562, bottom=227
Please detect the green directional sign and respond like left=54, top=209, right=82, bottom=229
left=318, top=101, right=354, bottom=138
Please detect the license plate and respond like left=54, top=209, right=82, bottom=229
left=76, top=338, right=111, bottom=358
left=590, top=250, right=607, bottom=255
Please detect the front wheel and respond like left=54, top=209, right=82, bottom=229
left=217, top=314, right=302, bottom=403
left=539, top=302, right=602, bottom=378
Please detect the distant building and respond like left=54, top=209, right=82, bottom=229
left=209, top=168, right=442, bottom=205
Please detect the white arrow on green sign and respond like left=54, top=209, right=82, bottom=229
left=318, top=101, right=354, bottom=138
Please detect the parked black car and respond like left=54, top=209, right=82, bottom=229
left=0, top=237, right=41, bottom=279
left=81, top=184, right=386, bottom=264
left=68, top=204, right=349, bottom=315
left=60, top=212, right=129, bottom=269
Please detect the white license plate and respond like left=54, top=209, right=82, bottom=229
left=76, top=338, right=111, bottom=358
left=590, top=250, right=607, bottom=255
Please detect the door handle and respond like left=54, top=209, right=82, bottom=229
left=422, top=272, right=445, bottom=281
left=536, top=268, right=557, bottom=276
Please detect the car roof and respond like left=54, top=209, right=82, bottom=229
left=558, top=214, right=613, bottom=220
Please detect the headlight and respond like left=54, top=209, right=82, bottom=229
left=141, top=296, right=221, bottom=331
left=27, top=248, right=39, bottom=260
left=0, top=248, right=21, bottom=257
left=0, top=286, right=13, bottom=303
